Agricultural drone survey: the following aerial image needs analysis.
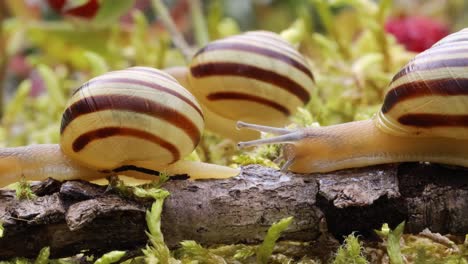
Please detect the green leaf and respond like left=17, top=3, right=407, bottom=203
left=256, top=216, right=293, bottom=264
left=387, top=222, right=405, bottom=264
left=94, top=250, right=126, bottom=264
left=3, top=80, right=31, bottom=125
left=84, top=51, right=110, bottom=76
left=377, top=0, right=393, bottom=23
left=37, top=64, right=66, bottom=109
left=375, top=223, right=390, bottom=238
left=27, top=22, right=112, bottom=64
left=92, top=0, right=136, bottom=27
left=190, top=0, right=210, bottom=46
left=217, top=17, right=241, bottom=38
left=310, top=0, right=333, bottom=37
left=280, top=18, right=307, bottom=45
left=34, top=247, right=50, bottom=264
left=0, top=221, right=4, bottom=238
left=233, top=246, right=256, bottom=260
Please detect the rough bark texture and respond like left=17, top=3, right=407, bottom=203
left=0, top=163, right=467, bottom=259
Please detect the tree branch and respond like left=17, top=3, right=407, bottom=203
left=0, top=163, right=467, bottom=259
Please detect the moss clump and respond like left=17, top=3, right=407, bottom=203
left=332, top=233, right=368, bottom=264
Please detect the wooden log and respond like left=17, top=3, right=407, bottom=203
left=0, top=163, right=467, bottom=259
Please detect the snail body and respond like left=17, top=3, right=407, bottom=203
left=238, top=28, right=468, bottom=173
left=0, top=67, right=239, bottom=187
left=166, top=31, right=315, bottom=140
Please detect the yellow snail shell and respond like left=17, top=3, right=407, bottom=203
left=60, top=67, right=205, bottom=170
left=378, top=28, right=468, bottom=139
left=166, top=31, right=315, bottom=140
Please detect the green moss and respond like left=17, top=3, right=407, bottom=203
left=133, top=187, right=174, bottom=262
left=232, top=246, right=256, bottom=261
left=176, top=240, right=226, bottom=263
left=33, top=247, right=50, bottom=264
left=386, top=222, right=405, bottom=264
left=15, top=177, right=36, bottom=200
left=332, top=233, right=368, bottom=264
left=93, top=251, right=126, bottom=264
left=257, top=217, right=294, bottom=264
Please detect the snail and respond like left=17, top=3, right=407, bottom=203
left=165, top=30, right=315, bottom=140
left=237, top=28, right=468, bottom=173
left=0, top=67, right=239, bottom=187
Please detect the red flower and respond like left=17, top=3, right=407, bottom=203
left=385, top=16, right=449, bottom=52
left=47, top=0, right=66, bottom=11
left=47, top=0, right=100, bottom=19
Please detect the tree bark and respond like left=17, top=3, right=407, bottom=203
left=0, top=163, right=467, bottom=259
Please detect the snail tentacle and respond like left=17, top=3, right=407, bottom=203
left=280, top=156, right=296, bottom=172
left=236, top=121, right=294, bottom=135
left=237, top=131, right=304, bottom=149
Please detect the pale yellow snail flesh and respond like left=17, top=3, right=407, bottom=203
left=166, top=30, right=315, bottom=141
left=0, top=67, right=239, bottom=187
left=238, top=28, right=468, bottom=173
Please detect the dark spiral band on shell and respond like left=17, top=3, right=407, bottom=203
left=378, top=28, right=468, bottom=138
left=62, top=93, right=201, bottom=153
left=193, top=40, right=314, bottom=81
left=190, top=62, right=311, bottom=104
left=60, top=67, right=204, bottom=169
left=382, top=78, right=468, bottom=114
left=188, top=31, right=314, bottom=118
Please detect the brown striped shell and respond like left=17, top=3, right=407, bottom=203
left=187, top=31, right=314, bottom=126
left=60, top=67, right=204, bottom=170
left=377, top=28, right=468, bottom=139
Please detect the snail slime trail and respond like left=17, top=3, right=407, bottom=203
left=238, top=28, right=468, bottom=173
left=0, top=67, right=239, bottom=187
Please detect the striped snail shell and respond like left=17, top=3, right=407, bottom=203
left=377, top=28, right=468, bottom=139
left=165, top=31, right=315, bottom=140
left=0, top=67, right=239, bottom=187
left=237, top=28, right=468, bottom=173
left=60, top=66, right=204, bottom=170
left=188, top=31, right=314, bottom=126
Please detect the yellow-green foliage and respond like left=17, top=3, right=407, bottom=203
left=386, top=222, right=405, bottom=264
left=134, top=187, right=174, bottom=263
left=14, top=177, right=36, bottom=200
left=375, top=222, right=468, bottom=264
left=93, top=251, right=126, bottom=264
left=33, top=247, right=50, bottom=264
left=256, top=217, right=294, bottom=264
left=302, top=0, right=414, bottom=126
left=176, top=240, right=227, bottom=263
left=332, top=233, right=368, bottom=264
left=232, top=245, right=256, bottom=260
